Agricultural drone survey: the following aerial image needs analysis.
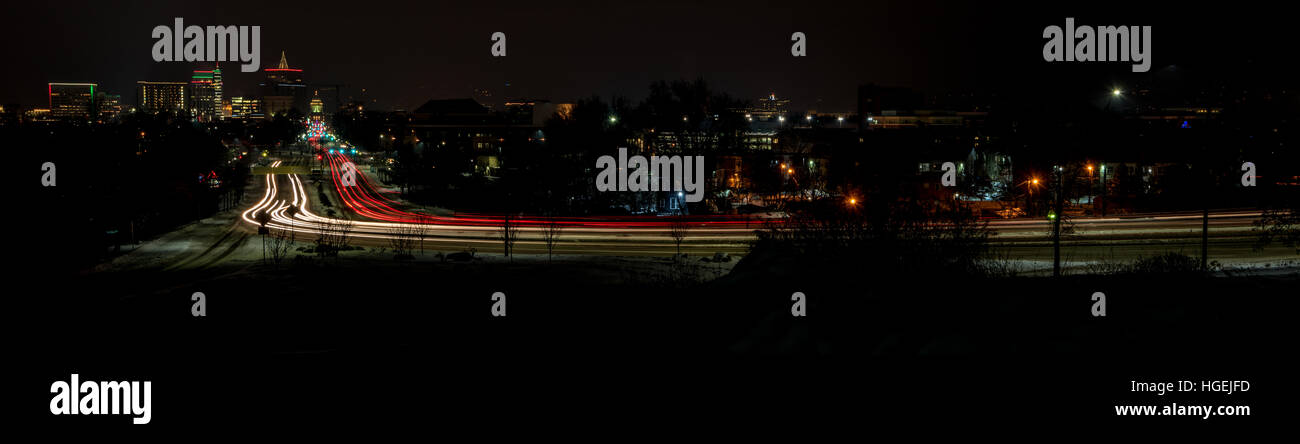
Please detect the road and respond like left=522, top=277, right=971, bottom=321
left=237, top=154, right=1297, bottom=266
left=242, top=157, right=756, bottom=256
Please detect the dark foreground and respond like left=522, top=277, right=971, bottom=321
left=12, top=254, right=1296, bottom=434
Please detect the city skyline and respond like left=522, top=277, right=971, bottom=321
left=5, top=1, right=1294, bottom=112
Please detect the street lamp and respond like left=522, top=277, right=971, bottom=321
left=1021, top=177, right=1041, bottom=213
left=1105, top=88, right=1125, bottom=113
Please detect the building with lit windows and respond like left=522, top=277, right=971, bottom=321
left=137, top=81, right=186, bottom=114
left=745, top=93, right=790, bottom=122
left=406, top=98, right=552, bottom=177
left=228, top=96, right=263, bottom=120
left=24, top=108, right=55, bottom=123
left=48, top=83, right=97, bottom=119
left=96, top=92, right=122, bottom=121
left=261, top=51, right=306, bottom=116
left=212, top=65, right=223, bottom=119
left=187, top=69, right=218, bottom=121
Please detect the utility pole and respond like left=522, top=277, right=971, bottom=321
left=1202, top=205, right=1209, bottom=272
left=1202, top=151, right=1210, bottom=273
left=1053, top=168, right=1063, bottom=278
left=1098, top=162, right=1106, bottom=217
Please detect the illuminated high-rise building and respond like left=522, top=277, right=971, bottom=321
left=265, top=51, right=304, bottom=85
left=187, top=69, right=217, bottom=121
left=137, top=81, right=186, bottom=114
left=212, top=65, right=224, bottom=119
left=261, top=51, right=306, bottom=117
left=48, top=83, right=96, bottom=119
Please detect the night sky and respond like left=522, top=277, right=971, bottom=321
left=2, top=1, right=1289, bottom=111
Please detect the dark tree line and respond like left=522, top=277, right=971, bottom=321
left=14, top=112, right=248, bottom=270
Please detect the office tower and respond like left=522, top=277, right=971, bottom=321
left=48, top=83, right=96, bottom=119
left=261, top=51, right=306, bottom=117
left=229, top=96, right=263, bottom=120
left=188, top=69, right=217, bottom=121
left=137, top=81, right=187, bottom=114
left=96, top=92, right=122, bottom=121
left=212, top=65, right=224, bottom=119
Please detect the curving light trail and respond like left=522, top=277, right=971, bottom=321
left=240, top=159, right=757, bottom=251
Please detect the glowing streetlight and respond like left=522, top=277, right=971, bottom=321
left=1112, top=89, right=1122, bottom=96
left=608, top=116, right=618, bottom=123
